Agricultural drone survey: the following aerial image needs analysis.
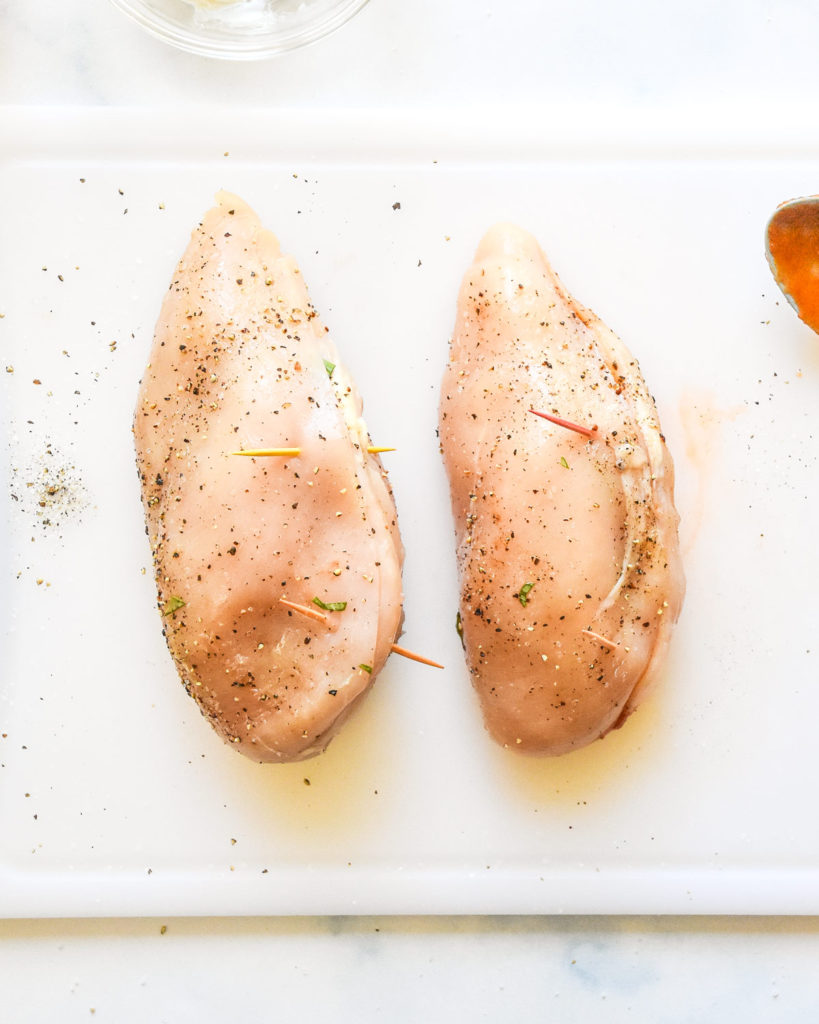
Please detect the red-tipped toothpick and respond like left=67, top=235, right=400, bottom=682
left=581, top=628, right=618, bottom=650
left=529, top=408, right=598, bottom=439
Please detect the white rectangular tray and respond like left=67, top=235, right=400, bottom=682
left=2, top=107, right=818, bottom=917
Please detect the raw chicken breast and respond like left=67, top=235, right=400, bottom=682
left=134, top=193, right=404, bottom=762
left=439, top=224, right=684, bottom=756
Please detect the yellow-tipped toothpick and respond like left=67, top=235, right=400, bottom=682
left=232, top=446, right=394, bottom=457
left=234, top=447, right=301, bottom=458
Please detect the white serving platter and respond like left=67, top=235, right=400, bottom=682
left=1, top=106, right=818, bottom=917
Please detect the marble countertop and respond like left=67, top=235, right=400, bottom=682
left=3, top=914, right=818, bottom=1021
left=5, top=0, right=819, bottom=115
left=3, top=0, right=819, bottom=1019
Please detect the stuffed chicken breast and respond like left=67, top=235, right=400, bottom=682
left=439, top=224, right=684, bottom=756
left=135, top=192, right=404, bottom=762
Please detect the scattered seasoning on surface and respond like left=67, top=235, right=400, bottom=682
left=159, top=925, right=167, bottom=935
left=312, top=596, right=347, bottom=612
left=559, top=455, right=569, bottom=469
left=517, top=582, right=534, bottom=607
left=9, top=445, right=88, bottom=534
left=323, top=358, right=335, bottom=377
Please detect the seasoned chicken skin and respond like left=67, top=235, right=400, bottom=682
left=439, top=224, right=684, bottom=756
left=135, top=193, right=404, bottom=762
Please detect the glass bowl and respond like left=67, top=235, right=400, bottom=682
left=109, top=0, right=371, bottom=60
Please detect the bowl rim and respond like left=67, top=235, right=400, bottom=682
left=108, top=0, right=371, bottom=59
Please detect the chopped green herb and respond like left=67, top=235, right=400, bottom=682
left=162, top=595, right=185, bottom=617
left=456, top=610, right=464, bottom=647
left=560, top=456, right=569, bottom=469
left=517, top=582, right=534, bottom=607
left=312, top=596, right=347, bottom=612
left=359, top=664, right=372, bottom=674
left=323, top=358, right=336, bottom=378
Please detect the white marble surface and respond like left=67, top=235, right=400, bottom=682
left=2, top=915, right=819, bottom=1021
left=3, top=0, right=819, bottom=1019
left=2, top=0, right=818, bottom=115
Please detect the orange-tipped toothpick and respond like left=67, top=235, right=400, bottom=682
left=278, top=597, right=443, bottom=668
left=279, top=597, right=329, bottom=623
left=389, top=644, right=445, bottom=669
left=529, top=408, right=598, bottom=439
left=233, top=446, right=394, bottom=457
left=235, top=448, right=301, bottom=458
left=581, top=628, right=618, bottom=650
